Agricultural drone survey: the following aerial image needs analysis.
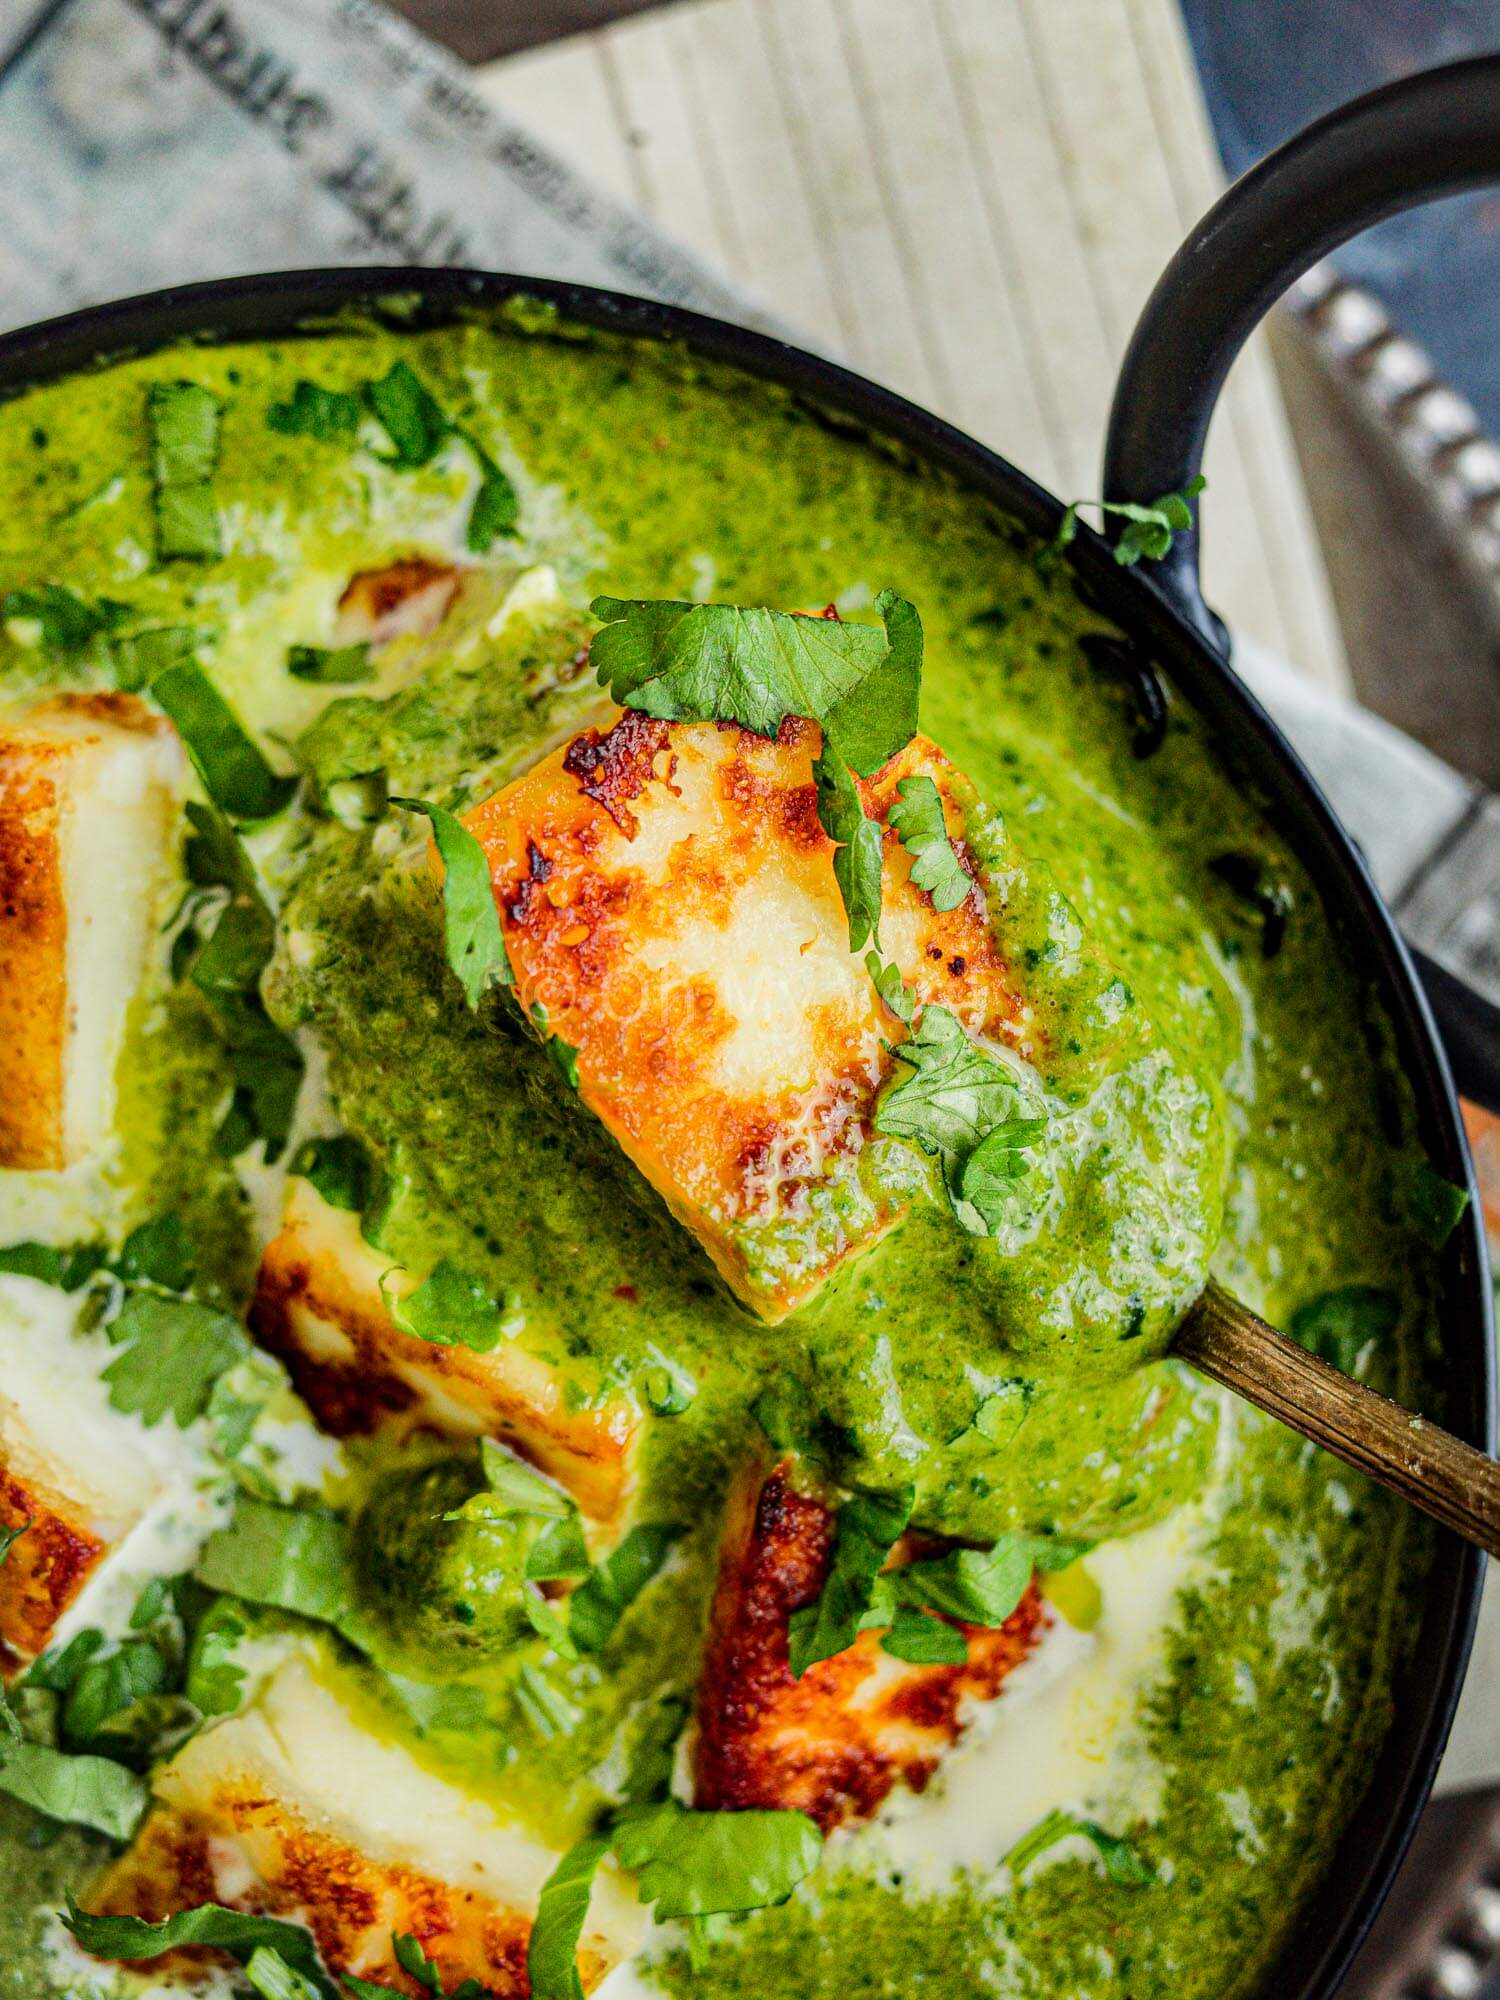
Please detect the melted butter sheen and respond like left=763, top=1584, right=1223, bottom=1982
left=0, top=311, right=1438, bottom=1999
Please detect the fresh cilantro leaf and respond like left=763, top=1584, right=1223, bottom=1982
left=1290, top=1285, right=1400, bottom=1375
left=959, top=1115, right=1050, bottom=1221
left=1005, top=1807, right=1153, bottom=1887
left=960, top=1381, right=1032, bottom=1449
left=822, top=590, right=923, bottom=775
left=382, top=1260, right=506, bottom=1353
left=148, top=382, right=223, bottom=561
left=622, top=1695, right=691, bottom=1809
left=380, top=1932, right=488, bottom=2000
left=788, top=1485, right=913, bottom=1679
left=0, top=1519, right=29, bottom=1566
left=108, top=624, right=198, bottom=692
left=151, top=662, right=296, bottom=820
left=266, top=381, right=361, bottom=442
left=643, top=1364, right=695, bottom=1417
left=571, top=1524, right=681, bottom=1654
left=367, top=362, right=449, bottom=469
left=1053, top=477, right=1206, bottom=569
left=1, top=585, right=127, bottom=653
left=245, top=1946, right=324, bottom=2000
left=515, top=1663, right=582, bottom=1739
left=25, top=1628, right=107, bottom=1694
left=888, top=774, right=970, bottom=912
left=194, top=1499, right=352, bottom=1628
left=875, top=1004, right=1046, bottom=1233
left=880, top=1605, right=968, bottom=1666
left=531, top=1003, right=581, bottom=1090
left=287, top=642, right=374, bottom=684
left=61, top=1898, right=338, bottom=1999
left=590, top=590, right=921, bottom=777
left=444, top=1440, right=575, bottom=1533
left=392, top=796, right=511, bottom=1009
left=381, top=1674, right=489, bottom=1740
left=611, top=1801, right=823, bottom=1920
left=865, top=951, right=914, bottom=1025
left=887, top=1540, right=1033, bottom=1627
left=0, top=1743, right=148, bottom=1838
left=525, top=1594, right=580, bottom=1661
left=290, top=1134, right=372, bottom=1213
left=812, top=742, right=884, bottom=952
left=0, top=1241, right=106, bottom=1289
left=528, top=1834, right=612, bottom=2000
left=525, top=1512, right=592, bottom=1583
left=101, top=1290, right=250, bottom=1427
left=460, top=430, right=521, bottom=551
left=115, top=1214, right=195, bottom=1292
left=1402, top=1161, right=1471, bottom=1250
left=61, top=1639, right=169, bottom=1748
left=184, top=1599, right=249, bottom=1718
left=188, top=887, right=276, bottom=996
left=204, top=989, right=305, bottom=1161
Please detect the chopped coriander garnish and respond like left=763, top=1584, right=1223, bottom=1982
left=1, top=584, right=127, bottom=653
left=61, top=1899, right=339, bottom=2000
left=788, top=1485, right=913, bottom=1679
left=195, top=1498, right=352, bottom=1629
left=367, top=361, right=449, bottom=469
left=0, top=1241, right=106, bottom=1290
left=1052, top=476, right=1205, bottom=569
left=286, top=641, right=374, bottom=684
left=570, top=1523, right=681, bottom=1654
left=381, top=1260, right=506, bottom=1353
left=590, top=589, right=920, bottom=777
left=515, top=1662, right=582, bottom=1739
left=447, top=1438, right=575, bottom=1524
left=151, top=661, right=295, bottom=820
left=812, top=741, right=884, bottom=952
left=874, top=1004, right=1048, bottom=1235
left=1005, top=1807, right=1153, bottom=1886
left=289, top=1133, right=372, bottom=1213
left=392, top=796, right=511, bottom=1009
left=0, top=1742, right=149, bottom=1839
left=148, top=382, right=223, bottom=561
left=888, top=773, right=970, bottom=912
left=266, top=380, right=361, bottom=442
left=1400, top=1160, right=1471, bottom=1250
left=114, top=1213, right=195, bottom=1292
left=101, top=1290, right=250, bottom=1428
left=108, top=623, right=198, bottom=691
left=612, top=1800, right=823, bottom=1920
left=879, top=1605, right=968, bottom=1665
left=527, top=1833, right=613, bottom=2000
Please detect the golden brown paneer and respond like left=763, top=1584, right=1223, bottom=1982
left=337, top=558, right=460, bottom=648
left=252, top=1178, right=638, bottom=1523
left=694, top=1461, right=1046, bottom=1832
left=89, top=1652, right=641, bottom=1994
left=460, top=712, right=1032, bottom=1320
left=0, top=692, right=185, bottom=1169
left=0, top=1274, right=211, bottom=1674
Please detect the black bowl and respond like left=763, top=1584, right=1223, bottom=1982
left=0, top=194, right=1489, bottom=2000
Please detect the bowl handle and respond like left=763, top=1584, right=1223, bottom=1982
left=1102, top=52, right=1500, bottom=649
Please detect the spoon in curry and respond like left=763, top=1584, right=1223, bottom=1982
left=1175, top=1283, right=1500, bottom=1558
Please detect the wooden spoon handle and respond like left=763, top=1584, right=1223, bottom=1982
left=1177, top=1282, right=1500, bottom=1558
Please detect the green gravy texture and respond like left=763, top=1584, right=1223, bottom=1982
left=0, top=307, right=1444, bottom=1999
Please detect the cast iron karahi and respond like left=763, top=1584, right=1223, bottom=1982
left=0, top=54, right=1497, bottom=1999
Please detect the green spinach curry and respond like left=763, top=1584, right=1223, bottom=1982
left=0, top=304, right=1452, bottom=2000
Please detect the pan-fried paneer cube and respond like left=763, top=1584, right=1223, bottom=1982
left=252, top=1178, right=638, bottom=1523
left=694, top=1462, right=1046, bottom=1832
left=336, top=557, right=460, bottom=648
left=461, top=714, right=1032, bottom=1321
left=0, top=1275, right=217, bottom=1672
left=0, top=693, right=186, bottom=1169
left=88, top=1650, right=642, bottom=1994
